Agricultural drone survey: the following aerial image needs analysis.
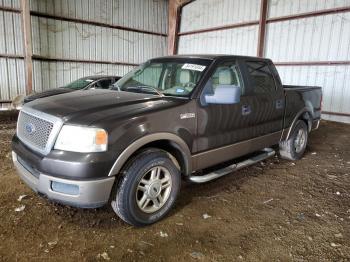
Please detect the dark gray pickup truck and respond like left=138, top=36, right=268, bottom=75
left=12, top=55, right=322, bottom=226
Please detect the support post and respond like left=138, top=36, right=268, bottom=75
left=168, top=0, right=191, bottom=55
left=257, top=0, right=268, bottom=57
left=168, top=0, right=181, bottom=55
left=20, top=0, right=33, bottom=95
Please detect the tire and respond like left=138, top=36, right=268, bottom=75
left=279, top=120, right=308, bottom=161
left=111, top=148, right=181, bottom=226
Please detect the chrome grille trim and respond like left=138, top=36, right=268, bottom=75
left=17, top=112, right=53, bottom=150
left=17, top=106, right=63, bottom=155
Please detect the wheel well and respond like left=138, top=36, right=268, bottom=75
left=136, top=140, right=188, bottom=175
left=300, top=112, right=312, bottom=132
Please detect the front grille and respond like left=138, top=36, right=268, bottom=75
left=16, top=107, right=63, bottom=155
left=17, top=111, right=53, bottom=150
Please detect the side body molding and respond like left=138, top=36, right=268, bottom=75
left=108, top=133, right=192, bottom=176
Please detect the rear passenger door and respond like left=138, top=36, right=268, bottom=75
left=244, top=60, right=284, bottom=136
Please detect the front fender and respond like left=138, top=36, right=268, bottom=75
left=108, top=132, right=192, bottom=176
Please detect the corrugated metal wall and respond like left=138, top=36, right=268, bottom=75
left=268, top=0, right=350, bottom=18
left=265, top=13, right=350, bottom=62
left=177, top=0, right=350, bottom=123
left=30, top=18, right=166, bottom=64
left=30, top=0, right=168, bottom=34
left=266, top=0, right=350, bottom=123
left=30, top=0, right=168, bottom=92
left=179, top=0, right=260, bottom=32
left=0, top=0, right=25, bottom=102
left=178, top=0, right=260, bottom=55
left=178, top=26, right=258, bottom=56
left=0, top=0, right=168, bottom=101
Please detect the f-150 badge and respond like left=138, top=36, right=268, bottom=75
left=180, top=113, right=195, bottom=119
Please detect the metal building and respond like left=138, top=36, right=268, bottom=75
left=0, top=0, right=349, bottom=123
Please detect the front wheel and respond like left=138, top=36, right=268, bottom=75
left=111, top=148, right=181, bottom=226
left=279, top=120, right=308, bottom=161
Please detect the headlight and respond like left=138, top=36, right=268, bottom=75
left=54, top=125, right=108, bottom=152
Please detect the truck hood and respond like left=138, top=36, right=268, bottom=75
left=24, top=89, right=186, bottom=125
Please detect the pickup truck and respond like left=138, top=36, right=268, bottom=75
left=12, top=55, right=322, bottom=226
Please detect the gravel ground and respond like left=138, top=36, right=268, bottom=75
left=0, top=120, right=349, bottom=261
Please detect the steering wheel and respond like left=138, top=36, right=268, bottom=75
left=184, top=82, right=195, bottom=89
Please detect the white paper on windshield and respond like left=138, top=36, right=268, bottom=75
left=182, top=63, right=206, bottom=71
left=86, top=79, right=94, bottom=82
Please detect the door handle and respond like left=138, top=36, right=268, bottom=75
left=275, top=99, right=284, bottom=109
left=242, top=105, right=251, bottom=116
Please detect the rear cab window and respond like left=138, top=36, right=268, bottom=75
left=246, top=61, right=277, bottom=94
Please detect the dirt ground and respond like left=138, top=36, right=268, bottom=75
left=0, top=120, right=349, bottom=262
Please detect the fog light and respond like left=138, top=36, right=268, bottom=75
left=51, top=181, right=79, bottom=195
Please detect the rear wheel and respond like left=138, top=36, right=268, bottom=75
left=111, top=148, right=181, bottom=226
left=279, top=120, right=308, bottom=161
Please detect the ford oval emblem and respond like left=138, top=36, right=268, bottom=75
left=25, top=123, right=36, bottom=135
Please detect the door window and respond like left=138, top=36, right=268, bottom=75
left=203, top=61, right=244, bottom=96
left=246, top=61, right=276, bottom=94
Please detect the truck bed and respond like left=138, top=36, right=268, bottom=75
left=283, top=85, right=322, bottom=130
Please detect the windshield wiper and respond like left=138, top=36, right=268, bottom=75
left=125, top=85, right=164, bottom=97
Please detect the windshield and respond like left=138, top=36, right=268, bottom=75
left=63, top=78, right=94, bottom=90
left=112, top=61, right=210, bottom=97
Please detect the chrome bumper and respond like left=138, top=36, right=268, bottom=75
left=12, top=151, right=115, bottom=208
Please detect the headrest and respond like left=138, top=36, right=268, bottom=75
left=218, top=69, right=233, bottom=85
left=179, top=70, right=191, bottom=84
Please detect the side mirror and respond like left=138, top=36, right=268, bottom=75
left=205, top=85, right=241, bottom=105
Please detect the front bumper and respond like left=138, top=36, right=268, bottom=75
left=12, top=151, right=115, bottom=208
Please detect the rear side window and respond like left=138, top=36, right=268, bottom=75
left=246, top=61, right=276, bottom=94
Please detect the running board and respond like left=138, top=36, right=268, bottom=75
left=188, top=148, right=275, bottom=184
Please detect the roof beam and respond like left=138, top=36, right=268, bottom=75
left=267, top=6, right=350, bottom=23
left=30, top=11, right=167, bottom=37
left=178, top=21, right=259, bottom=36
left=0, top=5, right=20, bottom=13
